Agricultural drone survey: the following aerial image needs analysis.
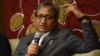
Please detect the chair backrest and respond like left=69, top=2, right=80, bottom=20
left=72, top=49, right=100, bottom=56
left=9, top=39, right=19, bottom=55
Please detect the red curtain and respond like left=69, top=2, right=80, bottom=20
left=4, top=0, right=100, bottom=39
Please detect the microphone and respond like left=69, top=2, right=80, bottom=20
left=32, top=31, right=41, bottom=44
left=31, top=32, right=41, bottom=56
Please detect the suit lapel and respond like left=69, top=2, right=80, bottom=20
left=40, top=29, right=59, bottom=52
left=40, top=35, right=52, bottom=50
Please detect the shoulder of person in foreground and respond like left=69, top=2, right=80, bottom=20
left=0, top=32, right=11, bottom=56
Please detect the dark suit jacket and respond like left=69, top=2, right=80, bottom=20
left=14, top=22, right=100, bottom=56
left=0, top=32, right=11, bottom=56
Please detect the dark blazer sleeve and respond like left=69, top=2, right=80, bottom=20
left=0, top=33, right=11, bottom=56
left=65, top=21, right=100, bottom=53
left=13, top=33, right=34, bottom=56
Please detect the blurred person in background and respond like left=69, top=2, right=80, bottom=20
left=0, top=32, right=11, bottom=56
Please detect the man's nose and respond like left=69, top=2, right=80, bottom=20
left=41, top=18, right=46, bottom=23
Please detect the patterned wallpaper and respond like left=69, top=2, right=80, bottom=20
left=4, top=0, right=100, bottom=39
